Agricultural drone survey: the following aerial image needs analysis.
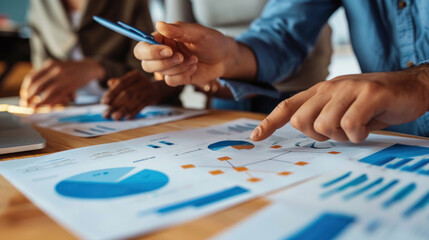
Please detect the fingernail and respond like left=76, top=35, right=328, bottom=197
left=251, top=127, right=260, bottom=139
left=172, top=54, right=183, bottom=64
left=112, top=112, right=122, bottom=121
left=160, top=48, right=172, bottom=57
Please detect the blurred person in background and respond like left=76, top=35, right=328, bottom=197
left=20, top=0, right=181, bottom=120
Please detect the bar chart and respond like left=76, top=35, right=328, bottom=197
left=359, top=144, right=429, bottom=176
left=319, top=170, right=429, bottom=219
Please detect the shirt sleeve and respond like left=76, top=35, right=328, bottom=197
left=218, top=79, right=281, bottom=100
left=384, top=112, right=429, bottom=137
left=222, top=0, right=339, bottom=99
left=417, top=60, right=429, bottom=65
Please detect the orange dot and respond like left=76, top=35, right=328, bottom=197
left=278, top=171, right=292, bottom=176
left=209, top=170, right=224, bottom=175
left=248, top=178, right=262, bottom=182
left=181, top=164, right=195, bottom=169
left=270, top=145, right=282, bottom=149
left=328, top=151, right=341, bottom=154
left=231, top=145, right=254, bottom=150
left=233, top=167, right=248, bottom=172
left=294, top=161, right=309, bottom=166
left=218, top=156, right=232, bottom=161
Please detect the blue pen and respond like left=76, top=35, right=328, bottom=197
left=93, top=16, right=160, bottom=45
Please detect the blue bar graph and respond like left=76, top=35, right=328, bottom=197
left=402, top=159, right=429, bottom=172
left=383, top=183, right=416, bottom=209
left=89, top=128, right=105, bottom=133
left=159, top=141, right=174, bottom=145
left=366, top=180, right=399, bottom=200
left=321, top=174, right=368, bottom=199
left=148, top=144, right=160, bottom=149
left=96, top=125, right=116, bottom=131
left=343, top=178, right=383, bottom=200
left=386, top=158, right=413, bottom=169
left=365, top=220, right=382, bottom=234
left=417, top=169, right=429, bottom=176
left=286, top=212, right=355, bottom=240
left=227, top=123, right=258, bottom=133
left=359, top=144, right=429, bottom=166
left=403, top=191, right=429, bottom=218
left=322, top=172, right=352, bottom=188
left=140, top=186, right=250, bottom=216
left=74, top=129, right=94, bottom=136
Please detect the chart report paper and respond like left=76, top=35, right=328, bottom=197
left=215, top=164, right=429, bottom=240
left=1, top=119, right=429, bottom=239
left=24, top=104, right=207, bottom=137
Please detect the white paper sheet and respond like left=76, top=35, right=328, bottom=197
left=23, top=104, right=207, bottom=137
left=0, top=119, right=346, bottom=239
left=214, top=162, right=429, bottom=240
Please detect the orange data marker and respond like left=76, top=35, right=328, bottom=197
left=294, top=161, right=309, bottom=166
left=209, top=170, right=224, bottom=175
left=270, top=145, right=282, bottom=149
left=233, top=167, right=248, bottom=172
left=181, top=164, right=195, bottom=169
left=248, top=178, right=262, bottom=182
left=218, top=156, right=232, bottom=161
left=278, top=171, right=293, bottom=176
left=231, top=145, right=254, bottom=150
left=328, top=151, right=341, bottom=154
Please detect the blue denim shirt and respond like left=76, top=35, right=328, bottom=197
left=221, top=0, right=429, bottom=137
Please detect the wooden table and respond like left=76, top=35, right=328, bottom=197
left=1, top=109, right=426, bottom=240
left=0, top=110, right=273, bottom=240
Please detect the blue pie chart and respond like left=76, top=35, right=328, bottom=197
left=208, top=140, right=254, bottom=151
left=55, top=167, right=169, bottom=199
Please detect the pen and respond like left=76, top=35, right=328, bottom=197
left=93, top=16, right=160, bottom=45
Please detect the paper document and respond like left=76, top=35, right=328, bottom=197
left=215, top=161, right=429, bottom=240
left=24, top=104, right=207, bottom=137
left=0, top=119, right=345, bottom=239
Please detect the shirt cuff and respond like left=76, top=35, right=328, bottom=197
left=384, top=112, right=429, bottom=137
left=417, top=59, right=429, bottom=65
left=218, top=79, right=281, bottom=101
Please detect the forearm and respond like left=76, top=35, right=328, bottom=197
left=84, top=58, right=106, bottom=81
left=222, top=37, right=258, bottom=82
left=405, top=63, right=429, bottom=110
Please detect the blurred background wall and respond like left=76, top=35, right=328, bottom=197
left=0, top=0, right=360, bottom=109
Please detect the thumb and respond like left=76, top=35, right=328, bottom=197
left=156, top=21, right=205, bottom=43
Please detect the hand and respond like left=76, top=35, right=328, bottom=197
left=101, top=71, right=162, bottom=120
left=133, top=21, right=256, bottom=87
left=250, top=70, right=429, bottom=143
left=19, top=59, right=105, bottom=108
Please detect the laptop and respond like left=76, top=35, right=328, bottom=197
left=0, top=111, right=46, bottom=155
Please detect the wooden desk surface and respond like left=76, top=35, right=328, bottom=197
left=1, top=109, right=426, bottom=240
left=0, top=110, right=273, bottom=240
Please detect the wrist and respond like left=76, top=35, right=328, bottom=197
left=85, top=59, right=106, bottom=80
left=413, top=64, right=429, bottom=110
left=222, top=37, right=257, bottom=81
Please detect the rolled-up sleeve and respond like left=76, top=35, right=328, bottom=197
left=222, top=0, right=339, bottom=99
left=384, top=112, right=429, bottom=137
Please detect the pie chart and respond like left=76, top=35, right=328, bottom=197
left=295, top=140, right=335, bottom=149
left=55, top=167, right=169, bottom=199
left=208, top=140, right=254, bottom=151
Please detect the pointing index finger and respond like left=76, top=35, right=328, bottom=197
left=250, top=89, right=315, bottom=141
